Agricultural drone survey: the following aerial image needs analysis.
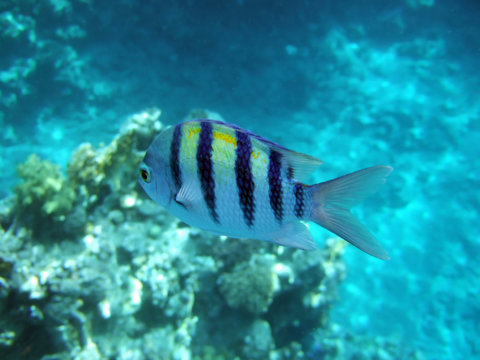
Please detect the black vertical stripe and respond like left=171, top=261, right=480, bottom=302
left=287, top=166, right=294, bottom=180
left=268, top=149, right=283, bottom=223
left=235, top=130, right=255, bottom=227
left=293, top=183, right=305, bottom=219
left=170, top=123, right=183, bottom=192
left=197, top=121, right=220, bottom=223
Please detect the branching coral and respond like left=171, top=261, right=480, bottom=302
left=9, top=108, right=163, bottom=240
left=15, top=154, right=75, bottom=219
left=14, top=154, right=76, bottom=238
left=67, top=108, right=163, bottom=207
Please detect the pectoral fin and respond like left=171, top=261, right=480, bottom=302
left=175, top=178, right=203, bottom=208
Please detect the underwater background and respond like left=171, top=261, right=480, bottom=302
left=0, top=0, right=479, bottom=359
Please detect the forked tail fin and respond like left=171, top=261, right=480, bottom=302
left=308, top=166, right=393, bottom=260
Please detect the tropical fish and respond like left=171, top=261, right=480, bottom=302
left=138, top=119, right=393, bottom=260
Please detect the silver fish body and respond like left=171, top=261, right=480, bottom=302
left=138, top=119, right=392, bottom=259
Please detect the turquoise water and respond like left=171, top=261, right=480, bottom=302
left=1, top=1, right=478, bottom=359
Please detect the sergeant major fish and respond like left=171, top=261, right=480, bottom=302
left=138, top=119, right=393, bottom=260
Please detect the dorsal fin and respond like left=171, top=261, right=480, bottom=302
left=245, top=130, right=322, bottom=182
left=275, top=148, right=322, bottom=182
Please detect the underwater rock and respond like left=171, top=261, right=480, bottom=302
left=0, top=196, right=17, bottom=234
left=63, top=205, right=87, bottom=235
left=107, top=209, right=124, bottom=225
left=306, top=324, right=426, bottom=360
left=0, top=262, right=11, bottom=315
left=208, top=235, right=266, bottom=272
left=143, top=328, right=175, bottom=359
left=218, top=254, right=275, bottom=315
left=242, top=319, right=274, bottom=359
left=271, top=342, right=305, bottom=360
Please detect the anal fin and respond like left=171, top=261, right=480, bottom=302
left=266, top=222, right=317, bottom=251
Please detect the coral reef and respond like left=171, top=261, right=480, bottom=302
left=66, top=107, right=163, bottom=208
left=0, top=109, right=421, bottom=360
left=13, top=153, right=76, bottom=239
left=8, top=108, right=162, bottom=241
left=15, top=154, right=75, bottom=219
left=218, top=254, right=275, bottom=315
left=0, top=0, right=477, bottom=357
left=0, top=0, right=106, bottom=125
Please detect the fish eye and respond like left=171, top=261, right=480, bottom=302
left=140, top=167, right=151, bottom=183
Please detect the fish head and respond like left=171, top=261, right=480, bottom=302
left=137, top=135, right=171, bottom=207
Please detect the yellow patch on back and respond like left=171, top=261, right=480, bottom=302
left=188, top=127, right=201, bottom=138
left=213, top=130, right=237, bottom=147
left=250, top=142, right=269, bottom=177
left=181, top=123, right=201, bottom=173
left=181, top=122, right=271, bottom=179
left=211, top=124, right=237, bottom=185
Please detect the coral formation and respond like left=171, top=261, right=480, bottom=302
left=7, top=108, right=162, bottom=241
left=14, top=154, right=76, bottom=238
left=0, top=0, right=476, bottom=357
left=0, top=109, right=421, bottom=360
left=67, top=108, right=163, bottom=207
left=218, top=254, right=275, bottom=315
left=15, top=154, right=75, bottom=219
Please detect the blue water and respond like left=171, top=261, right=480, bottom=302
left=1, top=0, right=479, bottom=359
